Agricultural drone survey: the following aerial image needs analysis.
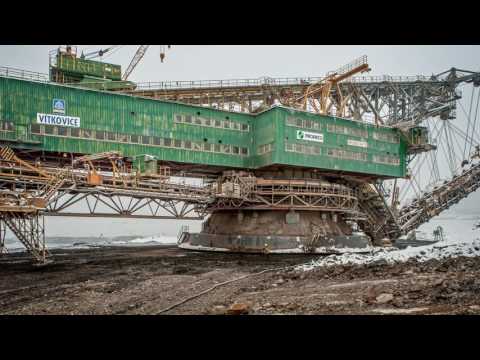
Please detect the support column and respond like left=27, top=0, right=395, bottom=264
left=0, top=219, right=7, bottom=255
left=0, top=212, right=47, bottom=263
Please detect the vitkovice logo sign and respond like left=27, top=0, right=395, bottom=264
left=52, top=99, right=65, bottom=114
left=37, top=113, right=80, bottom=128
left=296, top=130, right=323, bottom=143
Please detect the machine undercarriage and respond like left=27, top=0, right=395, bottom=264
left=1, top=145, right=479, bottom=262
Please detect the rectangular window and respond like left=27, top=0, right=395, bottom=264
left=174, top=139, right=182, bottom=148
left=192, top=142, right=202, bottom=151
left=195, top=117, right=202, bottom=125
left=44, top=126, right=55, bottom=135
left=373, top=131, right=399, bottom=143
left=285, top=143, right=294, bottom=152
left=82, top=129, right=94, bottom=139
left=164, top=138, right=172, bottom=147
left=185, top=115, right=193, bottom=124
left=130, top=134, right=139, bottom=143
left=152, top=137, right=162, bottom=146
left=3, top=122, right=14, bottom=131
left=175, top=114, right=183, bottom=123
left=296, top=118, right=303, bottom=127
left=232, top=146, right=239, bottom=155
left=241, top=124, right=249, bottom=132
left=204, top=118, right=212, bottom=127
left=203, top=143, right=212, bottom=152
left=95, top=131, right=105, bottom=140
left=233, top=122, right=241, bottom=131
left=71, top=128, right=80, bottom=137
left=223, top=121, right=230, bottom=129
left=286, top=117, right=296, bottom=127
left=373, top=154, right=400, bottom=165
left=214, top=144, right=221, bottom=153
left=57, top=126, right=69, bottom=137
left=215, top=119, right=222, bottom=128
left=106, top=132, right=116, bottom=141
left=117, top=133, right=128, bottom=143
left=184, top=141, right=192, bottom=149
left=31, top=124, right=41, bottom=134
left=222, top=144, right=231, bottom=154
left=142, top=136, right=150, bottom=145
left=241, top=147, right=248, bottom=155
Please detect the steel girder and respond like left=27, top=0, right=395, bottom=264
left=43, top=189, right=208, bottom=220
left=124, top=69, right=479, bottom=128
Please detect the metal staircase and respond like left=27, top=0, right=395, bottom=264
left=0, top=146, right=65, bottom=263
left=38, top=170, right=69, bottom=203
left=356, top=183, right=402, bottom=245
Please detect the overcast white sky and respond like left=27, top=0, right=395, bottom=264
left=2, top=45, right=480, bottom=82
left=1, top=45, right=480, bottom=237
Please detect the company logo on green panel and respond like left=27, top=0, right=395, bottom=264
left=296, top=130, right=323, bottom=143
left=52, top=99, right=65, bottom=114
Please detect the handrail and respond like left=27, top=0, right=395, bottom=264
left=0, top=66, right=49, bottom=82
left=0, top=65, right=435, bottom=92
left=132, top=75, right=432, bottom=91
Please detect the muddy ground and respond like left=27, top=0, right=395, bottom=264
left=1, top=245, right=479, bottom=315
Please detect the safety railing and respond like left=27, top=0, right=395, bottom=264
left=0, top=66, right=49, bottom=82
left=0, top=64, right=435, bottom=92
left=326, top=55, right=368, bottom=77
left=177, top=224, right=190, bottom=244
left=133, top=74, right=433, bottom=91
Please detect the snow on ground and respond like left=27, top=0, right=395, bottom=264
left=300, top=217, right=480, bottom=271
left=299, top=239, right=480, bottom=271
left=128, top=235, right=177, bottom=244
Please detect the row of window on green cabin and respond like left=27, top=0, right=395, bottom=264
left=285, top=141, right=400, bottom=165
left=0, top=121, right=15, bottom=132
left=372, top=154, right=401, bottom=165
left=286, top=117, right=400, bottom=143
left=257, top=143, right=274, bottom=155
left=285, top=142, right=322, bottom=155
left=31, top=124, right=249, bottom=156
left=174, top=114, right=250, bottom=132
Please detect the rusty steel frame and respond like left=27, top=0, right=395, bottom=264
left=123, top=68, right=479, bottom=129
left=44, top=189, right=207, bottom=220
left=0, top=212, right=46, bottom=262
left=208, top=179, right=362, bottom=214
left=398, top=160, right=480, bottom=235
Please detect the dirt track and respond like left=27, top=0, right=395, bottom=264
left=0, top=245, right=479, bottom=315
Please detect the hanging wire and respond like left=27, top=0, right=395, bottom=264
left=101, top=45, right=125, bottom=60
left=468, top=88, right=480, bottom=155
left=462, top=86, right=476, bottom=160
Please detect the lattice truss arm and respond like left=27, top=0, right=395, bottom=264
left=379, top=76, right=480, bottom=236
left=44, top=190, right=208, bottom=220
left=127, top=68, right=480, bottom=125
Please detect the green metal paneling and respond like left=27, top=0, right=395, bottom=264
left=0, top=76, right=406, bottom=178
left=253, top=107, right=406, bottom=177
left=55, top=54, right=122, bottom=81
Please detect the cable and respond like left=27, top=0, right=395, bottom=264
left=462, top=87, right=475, bottom=159
left=468, top=89, right=480, bottom=156
left=155, top=264, right=298, bottom=315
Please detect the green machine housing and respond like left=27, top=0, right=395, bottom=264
left=0, top=76, right=409, bottom=179
left=49, top=47, right=136, bottom=91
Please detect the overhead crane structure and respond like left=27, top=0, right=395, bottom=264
left=1, top=49, right=480, bottom=263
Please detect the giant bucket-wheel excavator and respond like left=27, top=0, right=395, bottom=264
left=0, top=45, right=479, bottom=263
